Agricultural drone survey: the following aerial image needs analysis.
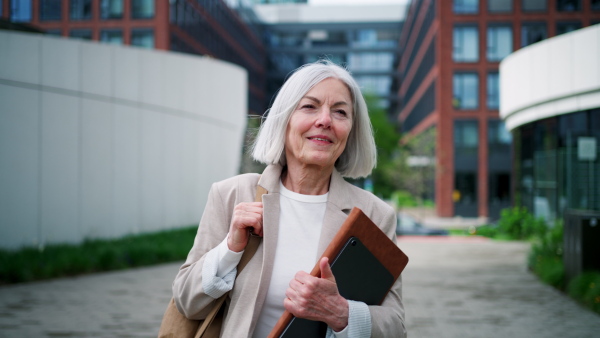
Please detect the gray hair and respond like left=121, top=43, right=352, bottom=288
left=251, top=61, right=377, bottom=178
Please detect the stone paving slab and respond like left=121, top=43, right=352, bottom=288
left=0, top=236, right=599, bottom=337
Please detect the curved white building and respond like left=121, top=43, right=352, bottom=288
left=499, top=24, right=600, bottom=221
left=0, top=31, right=248, bottom=250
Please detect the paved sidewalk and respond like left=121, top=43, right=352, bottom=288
left=398, top=236, right=600, bottom=338
left=1, top=237, right=599, bottom=337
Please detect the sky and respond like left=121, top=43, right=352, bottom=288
left=309, top=0, right=410, bottom=5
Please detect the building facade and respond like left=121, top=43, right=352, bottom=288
left=0, top=30, right=248, bottom=249
left=254, top=3, right=405, bottom=113
left=1, top=0, right=267, bottom=115
left=398, top=0, right=600, bottom=219
left=500, top=24, right=600, bottom=222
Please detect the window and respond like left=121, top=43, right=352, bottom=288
left=312, top=31, right=347, bottom=47
left=131, top=0, right=154, bottom=19
left=101, top=0, right=123, bottom=19
left=70, top=29, right=92, bottom=40
left=100, top=29, right=123, bottom=45
left=11, top=0, right=32, bottom=22
left=351, top=29, right=398, bottom=48
left=488, top=0, right=512, bottom=12
left=453, top=25, right=479, bottom=62
left=487, top=25, right=512, bottom=62
left=131, top=29, right=154, bottom=49
left=455, top=120, right=479, bottom=149
left=556, top=22, right=581, bottom=35
left=487, top=72, right=499, bottom=110
left=557, top=0, right=580, bottom=11
left=348, top=52, right=394, bottom=71
left=40, top=0, right=61, bottom=21
left=355, top=76, right=392, bottom=96
left=453, top=0, right=478, bottom=14
left=488, top=120, right=512, bottom=146
left=521, top=23, right=547, bottom=47
left=522, top=0, right=547, bottom=11
left=593, top=0, right=600, bottom=11
left=454, top=120, right=479, bottom=216
left=70, top=0, right=92, bottom=20
left=453, top=73, right=479, bottom=110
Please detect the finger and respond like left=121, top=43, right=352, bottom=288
left=293, top=271, right=313, bottom=285
left=234, top=202, right=263, bottom=211
left=320, top=257, right=336, bottom=282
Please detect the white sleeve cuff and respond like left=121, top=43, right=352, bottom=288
left=215, top=237, right=244, bottom=277
left=327, top=300, right=371, bottom=338
left=201, top=237, right=244, bottom=299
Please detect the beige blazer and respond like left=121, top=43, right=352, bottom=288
left=173, top=164, right=406, bottom=337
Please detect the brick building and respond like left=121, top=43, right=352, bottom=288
left=398, top=0, right=600, bottom=219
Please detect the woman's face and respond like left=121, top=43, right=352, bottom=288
left=285, top=78, right=353, bottom=171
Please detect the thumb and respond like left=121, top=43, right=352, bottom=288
left=319, top=257, right=336, bottom=282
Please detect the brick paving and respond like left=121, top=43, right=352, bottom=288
left=0, top=236, right=599, bottom=337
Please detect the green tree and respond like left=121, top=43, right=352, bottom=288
left=366, top=95, right=405, bottom=198
left=366, top=93, right=436, bottom=202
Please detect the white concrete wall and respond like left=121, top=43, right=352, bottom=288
left=499, top=24, right=600, bottom=131
left=0, top=31, right=248, bottom=250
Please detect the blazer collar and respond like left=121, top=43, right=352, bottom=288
left=258, top=164, right=354, bottom=210
left=257, top=164, right=283, bottom=194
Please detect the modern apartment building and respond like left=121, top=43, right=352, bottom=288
left=254, top=3, right=406, bottom=113
left=398, top=0, right=600, bottom=219
left=1, top=0, right=267, bottom=115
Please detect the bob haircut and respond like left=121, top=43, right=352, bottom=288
left=252, top=61, right=377, bottom=178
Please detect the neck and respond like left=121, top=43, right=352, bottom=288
left=282, top=163, right=334, bottom=195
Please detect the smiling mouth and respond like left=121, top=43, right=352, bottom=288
left=308, top=137, right=333, bottom=143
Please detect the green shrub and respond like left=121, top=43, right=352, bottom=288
left=392, top=190, right=418, bottom=208
left=529, top=254, right=565, bottom=289
left=0, top=226, right=198, bottom=284
left=497, top=207, right=546, bottom=240
left=422, top=199, right=435, bottom=208
left=472, top=225, right=498, bottom=238
left=567, top=271, right=600, bottom=314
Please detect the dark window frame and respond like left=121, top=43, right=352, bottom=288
left=453, top=72, right=480, bottom=110
left=522, top=0, right=548, bottom=12
left=453, top=24, right=479, bottom=63
left=130, top=28, right=155, bottom=48
left=453, top=0, right=479, bottom=14
left=40, top=0, right=61, bottom=21
left=487, top=0, right=513, bottom=13
left=131, top=0, right=155, bottom=19
left=521, top=22, right=548, bottom=47
left=486, top=23, right=513, bottom=62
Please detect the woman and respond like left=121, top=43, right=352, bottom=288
left=172, top=61, right=405, bottom=337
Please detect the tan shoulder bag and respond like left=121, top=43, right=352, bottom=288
left=158, top=185, right=267, bottom=338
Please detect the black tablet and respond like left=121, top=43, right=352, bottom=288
left=279, top=236, right=394, bottom=337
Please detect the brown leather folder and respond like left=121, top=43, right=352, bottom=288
left=268, top=207, right=409, bottom=338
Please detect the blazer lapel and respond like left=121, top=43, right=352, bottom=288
left=316, top=169, right=355, bottom=258
left=249, top=165, right=282, bottom=332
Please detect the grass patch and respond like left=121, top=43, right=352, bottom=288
left=0, top=226, right=198, bottom=284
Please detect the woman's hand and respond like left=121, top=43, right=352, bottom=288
left=284, top=257, right=349, bottom=332
left=227, top=202, right=263, bottom=252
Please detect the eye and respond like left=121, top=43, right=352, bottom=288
left=334, top=109, right=348, bottom=117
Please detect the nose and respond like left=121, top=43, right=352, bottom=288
left=315, top=107, right=332, bottom=128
